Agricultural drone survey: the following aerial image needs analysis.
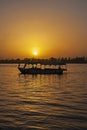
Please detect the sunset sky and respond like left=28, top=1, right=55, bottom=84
left=0, top=0, right=87, bottom=58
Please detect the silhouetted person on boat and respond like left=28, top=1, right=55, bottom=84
left=18, top=64, right=20, bottom=68
left=58, top=65, right=62, bottom=70
left=23, top=63, right=26, bottom=68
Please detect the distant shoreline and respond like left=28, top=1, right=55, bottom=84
left=0, top=63, right=87, bottom=64
left=0, top=57, right=87, bottom=64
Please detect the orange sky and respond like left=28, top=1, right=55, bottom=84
left=0, top=0, right=87, bottom=58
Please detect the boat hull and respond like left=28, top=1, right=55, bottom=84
left=18, top=67, right=64, bottom=75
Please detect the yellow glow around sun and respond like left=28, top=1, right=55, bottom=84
left=33, top=50, right=38, bottom=56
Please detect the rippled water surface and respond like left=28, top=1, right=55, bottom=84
left=0, top=64, right=87, bottom=130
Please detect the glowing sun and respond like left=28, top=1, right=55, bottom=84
left=33, top=50, right=38, bottom=56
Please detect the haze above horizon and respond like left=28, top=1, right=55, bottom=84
left=0, top=0, right=87, bottom=58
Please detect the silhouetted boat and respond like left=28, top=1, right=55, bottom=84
left=18, top=61, right=67, bottom=75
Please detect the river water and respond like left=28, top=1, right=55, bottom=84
left=0, top=64, right=87, bottom=130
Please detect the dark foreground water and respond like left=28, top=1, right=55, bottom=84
left=0, top=64, right=87, bottom=130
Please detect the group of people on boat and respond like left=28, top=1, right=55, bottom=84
left=18, top=63, right=67, bottom=75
